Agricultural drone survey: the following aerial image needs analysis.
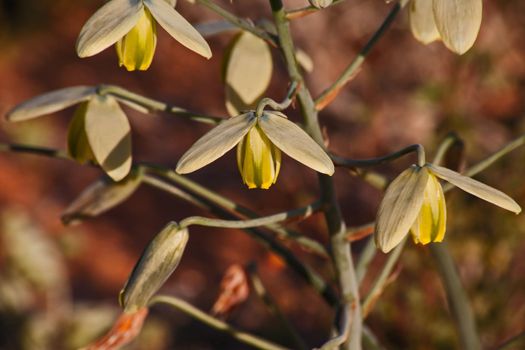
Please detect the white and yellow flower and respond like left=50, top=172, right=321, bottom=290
left=409, top=0, right=483, bottom=54
left=6, top=86, right=145, bottom=181
left=76, top=0, right=211, bottom=71
left=176, top=111, right=334, bottom=189
left=375, top=163, right=521, bottom=253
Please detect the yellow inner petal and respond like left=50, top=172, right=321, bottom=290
left=236, top=125, right=281, bottom=189
left=411, top=173, right=447, bottom=245
left=67, top=102, right=95, bottom=164
left=116, top=9, right=157, bottom=71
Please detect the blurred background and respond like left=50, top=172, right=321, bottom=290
left=0, top=0, right=524, bottom=349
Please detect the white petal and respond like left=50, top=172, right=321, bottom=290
left=224, top=31, right=273, bottom=116
left=258, top=112, right=334, bottom=175
left=85, top=96, right=132, bottom=181
left=76, top=0, right=143, bottom=57
left=176, top=113, right=256, bottom=174
left=62, top=169, right=143, bottom=225
left=409, top=0, right=441, bottom=45
left=433, top=0, right=482, bottom=54
left=6, top=86, right=96, bottom=122
left=428, top=164, right=521, bottom=214
left=144, top=0, right=212, bottom=58
left=375, top=166, right=430, bottom=253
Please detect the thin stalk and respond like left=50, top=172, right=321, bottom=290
left=144, top=166, right=337, bottom=306
left=286, top=0, right=347, bottom=20
left=444, top=134, right=525, bottom=193
left=151, top=295, right=289, bottom=350
left=314, top=2, right=404, bottom=110
left=196, top=0, right=278, bottom=46
left=332, top=144, right=425, bottom=169
left=144, top=167, right=328, bottom=257
left=355, top=237, right=377, bottom=284
left=247, top=265, right=308, bottom=350
left=270, top=0, right=362, bottom=348
left=255, top=81, right=298, bottom=117
left=430, top=244, right=481, bottom=350
left=433, top=133, right=462, bottom=166
left=97, top=84, right=223, bottom=125
left=179, top=201, right=321, bottom=230
left=0, top=143, right=69, bottom=160
left=362, top=239, right=405, bottom=317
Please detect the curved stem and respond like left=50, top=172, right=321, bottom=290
left=97, top=84, right=223, bottom=125
left=150, top=295, right=289, bottom=350
left=179, top=201, right=321, bottom=230
left=255, top=81, right=298, bottom=117
left=144, top=165, right=337, bottom=306
left=314, top=1, right=404, bottom=110
left=332, top=144, right=425, bottom=169
left=195, top=0, right=278, bottom=46
left=286, top=0, right=347, bottom=20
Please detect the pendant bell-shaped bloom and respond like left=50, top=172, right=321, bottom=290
left=5, top=86, right=148, bottom=182
left=76, top=0, right=211, bottom=70
left=176, top=111, right=334, bottom=189
left=375, top=163, right=521, bottom=253
left=236, top=125, right=281, bottom=189
left=410, top=172, right=446, bottom=245
left=116, top=8, right=157, bottom=71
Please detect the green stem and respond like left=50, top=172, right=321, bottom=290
left=270, top=1, right=362, bottom=348
left=314, top=1, right=404, bottom=109
left=362, top=239, right=405, bottom=317
left=179, top=201, right=321, bottom=230
left=144, top=167, right=329, bottom=257
left=286, top=0, right=347, bottom=20
left=355, top=235, right=377, bottom=284
left=196, top=0, right=278, bottom=46
left=144, top=166, right=337, bottom=305
left=332, top=144, right=425, bottom=169
left=97, top=84, right=223, bottom=125
left=430, top=244, right=481, bottom=350
left=150, top=295, right=289, bottom=350
left=255, top=81, right=298, bottom=117
left=247, top=265, right=308, bottom=350
left=0, top=143, right=69, bottom=160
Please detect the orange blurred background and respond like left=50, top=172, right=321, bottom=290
left=0, top=0, right=524, bottom=349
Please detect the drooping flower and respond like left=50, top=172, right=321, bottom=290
left=409, top=0, right=483, bottom=55
left=176, top=111, right=334, bottom=189
left=5, top=86, right=145, bottom=181
left=76, top=0, right=211, bottom=71
left=375, top=163, right=521, bottom=253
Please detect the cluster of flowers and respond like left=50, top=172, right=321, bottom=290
left=5, top=0, right=519, bottom=259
